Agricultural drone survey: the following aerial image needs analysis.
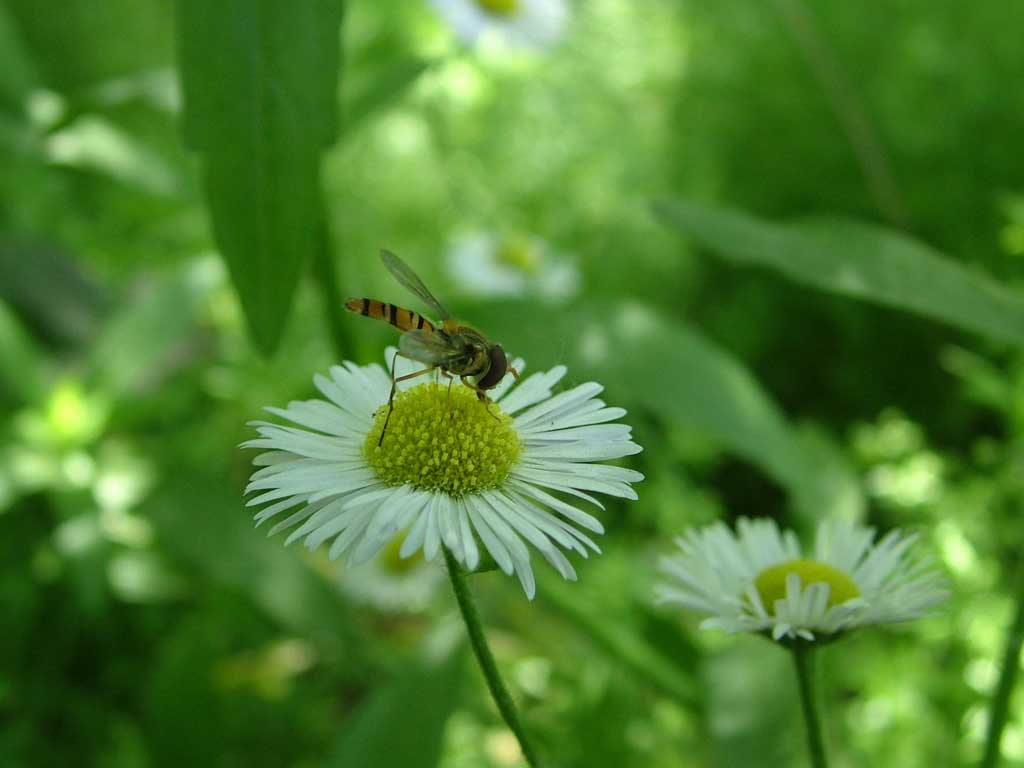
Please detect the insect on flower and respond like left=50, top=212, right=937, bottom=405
left=345, top=250, right=518, bottom=444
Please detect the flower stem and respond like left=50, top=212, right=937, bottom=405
left=981, top=560, right=1024, bottom=768
left=442, top=547, right=541, bottom=767
left=792, top=643, right=829, bottom=768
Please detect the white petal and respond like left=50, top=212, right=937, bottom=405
left=498, top=365, right=567, bottom=414
left=506, top=479, right=604, bottom=535
left=399, top=495, right=433, bottom=558
left=523, top=441, right=642, bottom=462
left=423, top=494, right=443, bottom=562
left=511, top=465, right=639, bottom=500
left=457, top=499, right=480, bottom=570
left=518, top=406, right=628, bottom=433
left=465, top=495, right=514, bottom=575
left=471, top=494, right=535, bottom=597
left=437, top=495, right=463, bottom=560
left=253, top=495, right=308, bottom=526
left=513, top=382, right=603, bottom=430
left=487, top=491, right=576, bottom=580
left=330, top=506, right=378, bottom=561
left=522, top=423, right=634, bottom=443
left=350, top=487, right=426, bottom=565
left=265, top=400, right=366, bottom=436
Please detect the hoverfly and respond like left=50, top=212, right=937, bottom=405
left=345, top=250, right=518, bottom=445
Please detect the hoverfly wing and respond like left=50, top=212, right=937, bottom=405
left=380, top=249, right=451, bottom=321
left=398, top=329, right=465, bottom=367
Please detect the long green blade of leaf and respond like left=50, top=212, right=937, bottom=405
left=654, top=199, right=1024, bottom=348
left=0, top=4, right=37, bottom=113
left=175, top=1, right=343, bottom=355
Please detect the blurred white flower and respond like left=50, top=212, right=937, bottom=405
left=446, top=232, right=580, bottom=302
left=337, top=537, right=444, bottom=612
left=432, top=0, right=569, bottom=50
left=656, top=517, right=947, bottom=642
left=244, top=349, right=642, bottom=599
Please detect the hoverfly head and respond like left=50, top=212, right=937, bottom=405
left=476, top=344, right=508, bottom=390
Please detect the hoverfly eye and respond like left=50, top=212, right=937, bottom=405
left=477, top=345, right=508, bottom=390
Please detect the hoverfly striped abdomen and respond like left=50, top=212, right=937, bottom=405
left=344, top=298, right=435, bottom=332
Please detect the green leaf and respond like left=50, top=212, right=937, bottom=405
left=0, top=238, right=107, bottom=349
left=145, top=471, right=375, bottom=662
left=86, top=265, right=204, bottom=398
left=175, top=1, right=343, bottom=355
left=46, top=115, right=184, bottom=196
left=328, top=644, right=465, bottom=768
left=0, top=4, right=37, bottom=113
left=655, top=199, right=1024, bottom=349
left=792, top=424, right=865, bottom=523
left=0, top=300, right=46, bottom=405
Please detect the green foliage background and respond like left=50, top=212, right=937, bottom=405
left=1, top=0, right=1022, bottom=765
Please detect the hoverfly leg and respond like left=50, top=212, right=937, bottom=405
left=379, top=351, right=401, bottom=447
left=378, top=352, right=437, bottom=447
left=509, top=366, right=520, bottom=380
left=482, top=397, right=501, bottom=421
left=468, top=381, right=502, bottom=422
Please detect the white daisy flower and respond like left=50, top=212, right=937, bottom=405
left=243, top=350, right=643, bottom=599
left=446, top=231, right=580, bottom=303
left=656, top=517, right=947, bottom=642
left=432, top=0, right=569, bottom=50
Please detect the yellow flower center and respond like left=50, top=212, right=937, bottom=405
left=476, top=0, right=520, bottom=16
left=365, top=382, right=521, bottom=496
left=496, top=236, right=540, bottom=274
left=754, top=558, right=860, bottom=614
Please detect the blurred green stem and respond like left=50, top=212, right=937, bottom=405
left=792, top=643, right=828, bottom=768
left=442, top=547, right=541, bottom=767
left=312, top=223, right=352, bottom=360
left=981, top=560, right=1024, bottom=768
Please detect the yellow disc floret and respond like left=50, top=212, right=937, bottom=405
left=476, top=0, right=519, bottom=16
left=754, top=558, right=860, bottom=613
left=496, top=236, right=540, bottom=274
left=365, top=382, right=521, bottom=496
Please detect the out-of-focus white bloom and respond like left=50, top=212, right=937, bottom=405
left=656, top=517, right=947, bottom=642
left=244, top=350, right=643, bottom=599
left=446, top=232, right=580, bottom=302
left=431, top=0, right=569, bottom=50
left=336, top=537, right=444, bottom=612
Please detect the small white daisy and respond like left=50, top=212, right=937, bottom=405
left=243, top=350, right=642, bottom=599
left=446, top=231, right=580, bottom=303
left=656, top=517, right=947, bottom=642
left=432, top=0, right=569, bottom=50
